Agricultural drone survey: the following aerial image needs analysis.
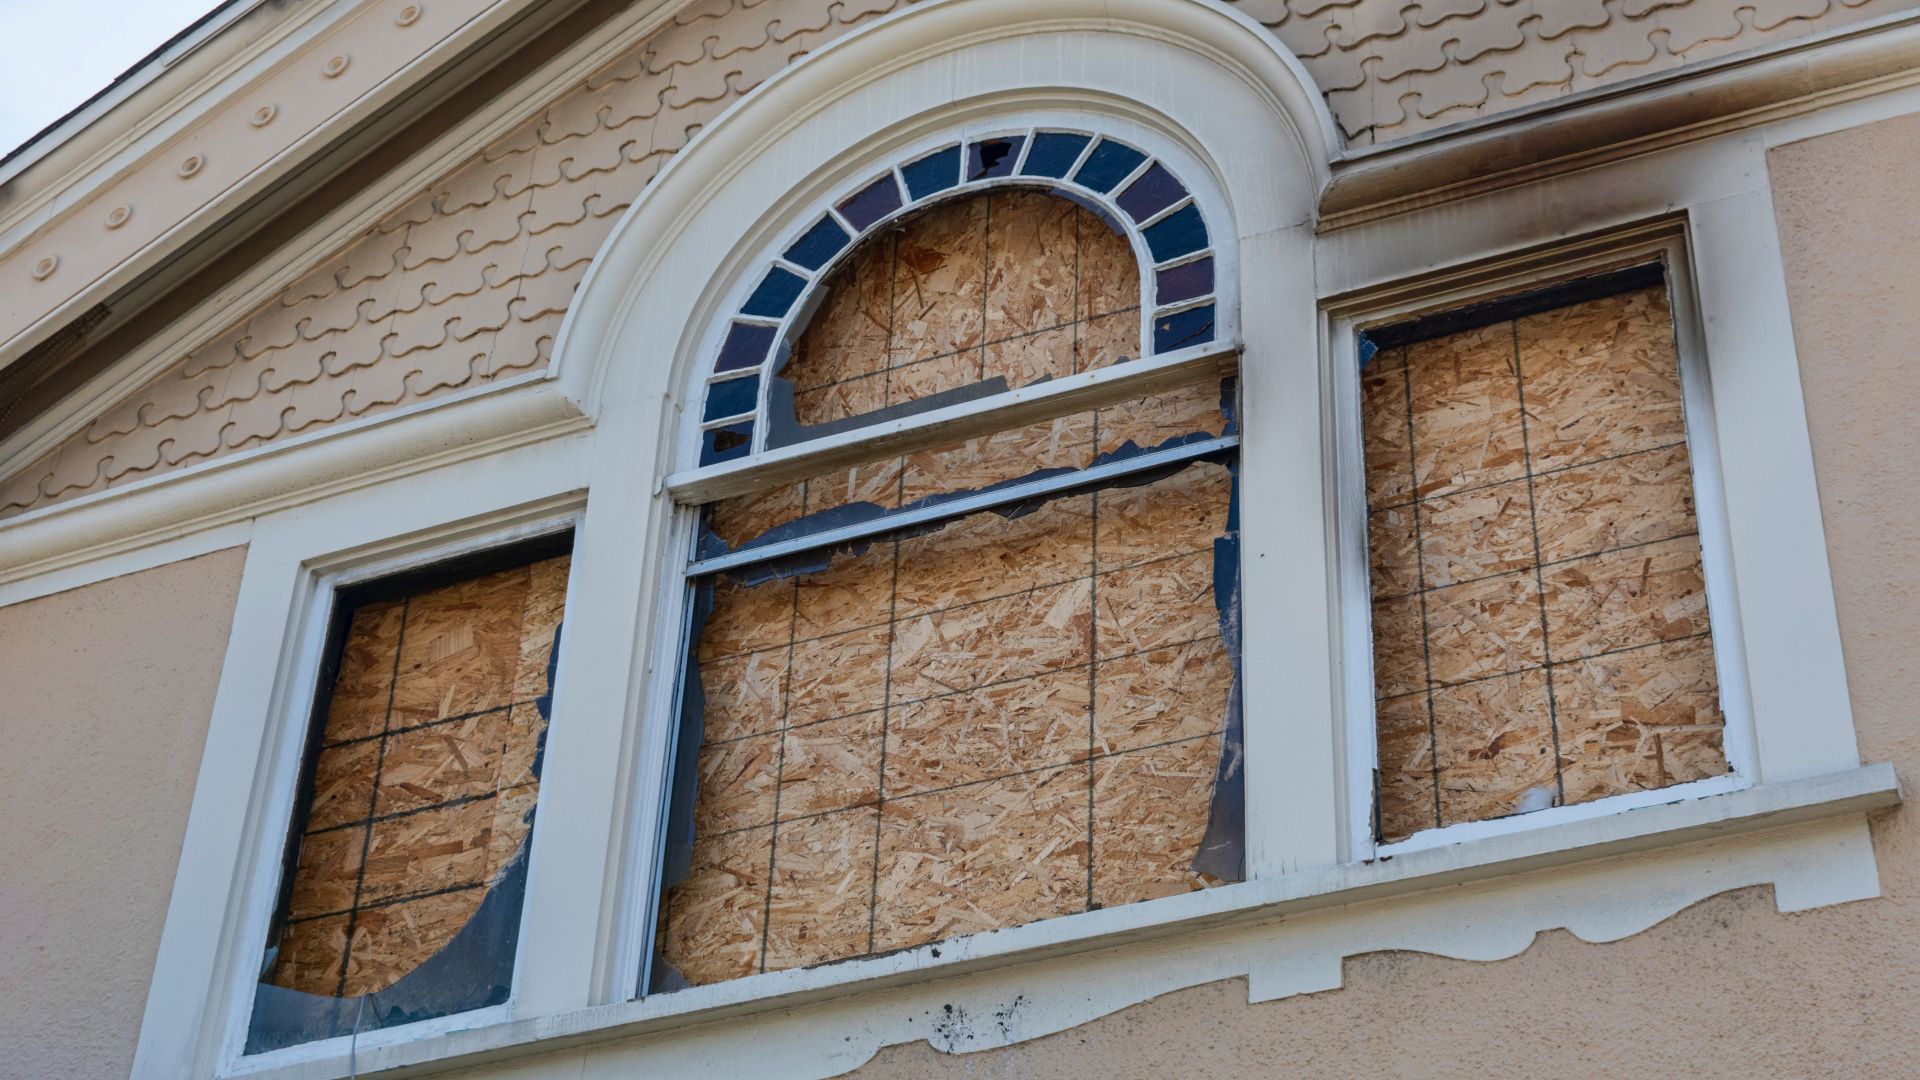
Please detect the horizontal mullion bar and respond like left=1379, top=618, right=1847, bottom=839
left=665, top=339, right=1239, bottom=504
left=685, top=433, right=1239, bottom=578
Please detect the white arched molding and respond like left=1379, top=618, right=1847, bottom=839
left=528, top=0, right=1339, bottom=1026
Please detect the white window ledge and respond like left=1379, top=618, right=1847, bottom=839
left=229, top=763, right=1900, bottom=1080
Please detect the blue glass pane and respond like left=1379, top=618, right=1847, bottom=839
left=740, top=267, right=807, bottom=319
left=700, top=422, right=754, bottom=466
left=715, top=321, right=776, bottom=373
left=783, top=216, right=851, bottom=271
left=901, top=145, right=962, bottom=201
left=968, top=136, right=1024, bottom=180
left=703, top=373, right=761, bottom=422
left=1072, top=139, right=1148, bottom=193
left=1020, top=131, right=1092, bottom=178
left=1153, top=304, right=1216, bottom=353
left=837, top=174, right=903, bottom=231
left=1155, top=257, right=1214, bottom=306
left=1142, top=203, right=1209, bottom=263
left=1116, top=162, right=1186, bottom=223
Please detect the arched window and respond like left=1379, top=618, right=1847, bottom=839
left=648, top=133, right=1242, bottom=989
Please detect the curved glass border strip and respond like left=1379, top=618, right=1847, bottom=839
left=695, top=129, right=1220, bottom=465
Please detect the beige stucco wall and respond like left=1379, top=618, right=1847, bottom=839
left=846, top=110, right=1920, bottom=1078
left=0, top=547, right=246, bottom=1080
left=5, top=90, right=1918, bottom=1080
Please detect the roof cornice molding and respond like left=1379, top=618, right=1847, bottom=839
left=1319, top=10, right=1920, bottom=230
left=0, top=1, right=330, bottom=223
left=0, top=0, right=580, bottom=377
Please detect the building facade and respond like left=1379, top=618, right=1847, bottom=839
left=1, top=0, right=1915, bottom=1076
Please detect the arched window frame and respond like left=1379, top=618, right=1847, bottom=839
left=682, top=126, right=1229, bottom=469
left=639, top=116, right=1249, bottom=993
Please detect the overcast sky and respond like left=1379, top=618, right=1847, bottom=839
left=0, top=0, right=223, bottom=159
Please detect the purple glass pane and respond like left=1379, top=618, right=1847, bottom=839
left=1155, top=257, right=1215, bottom=306
left=968, top=136, right=1025, bottom=180
left=715, top=321, right=776, bottom=373
left=1116, top=163, right=1186, bottom=223
left=836, top=174, right=904, bottom=232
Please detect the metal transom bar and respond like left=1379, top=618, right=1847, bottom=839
left=683, top=433, right=1240, bottom=578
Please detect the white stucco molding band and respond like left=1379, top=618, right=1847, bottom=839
left=0, top=377, right=584, bottom=592
left=225, top=763, right=1899, bottom=1079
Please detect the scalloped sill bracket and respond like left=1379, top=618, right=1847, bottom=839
left=231, top=762, right=1900, bottom=1080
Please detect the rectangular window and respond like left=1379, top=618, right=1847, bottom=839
left=246, top=535, right=571, bottom=1052
left=652, top=382, right=1243, bottom=989
left=1360, top=269, right=1729, bottom=844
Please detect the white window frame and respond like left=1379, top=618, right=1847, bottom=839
left=91, top=1, right=1899, bottom=1076
left=618, top=107, right=1247, bottom=999
left=1327, top=223, right=1758, bottom=860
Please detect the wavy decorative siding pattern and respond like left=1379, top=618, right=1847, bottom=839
left=5, top=0, right=1914, bottom=516
left=1231, top=0, right=1916, bottom=144
left=0, top=0, right=902, bottom=518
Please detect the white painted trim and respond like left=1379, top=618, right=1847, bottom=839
left=675, top=119, right=1228, bottom=456
left=0, top=377, right=586, bottom=591
left=222, top=764, right=1899, bottom=1079
left=0, top=0, right=330, bottom=229
left=542, top=0, right=1335, bottom=1029
left=129, top=433, right=592, bottom=1078
left=1325, top=225, right=1761, bottom=861
left=666, top=340, right=1238, bottom=503
left=0, top=518, right=251, bottom=608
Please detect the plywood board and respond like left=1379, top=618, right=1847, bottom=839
left=1405, top=323, right=1527, bottom=499
left=1418, top=478, right=1536, bottom=587
left=1532, top=443, right=1698, bottom=564
left=389, top=565, right=530, bottom=726
left=1517, top=287, right=1687, bottom=471
left=884, top=669, right=1090, bottom=798
left=1375, top=692, right=1437, bottom=843
left=1556, top=636, right=1726, bottom=804
left=777, top=711, right=885, bottom=817
left=267, top=551, right=569, bottom=1000
left=669, top=453, right=1236, bottom=985
left=1093, top=635, right=1230, bottom=755
left=1092, top=734, right=1223, bottom=907
left=871, top=766, right=1090, bottom=954
left=1541, top=537, right=1710, bottom=660
left=764, top=808, right=878, bottom=973
left=661, top=825, right=772, bottom=986
left=776, top=190, right=1142, bottom=443
left=1362, top=283, right=1726, bottom=843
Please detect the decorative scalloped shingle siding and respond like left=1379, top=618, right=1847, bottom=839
left=1231, top=0, right=1916, bottom=145
left=5, top=0, right=1914, bottom=516
left=0, top=0, right=903, bottom=518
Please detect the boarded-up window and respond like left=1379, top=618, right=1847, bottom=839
left=656, top=187, right=1241, bottom=990
left=247, top=537, right=569, bottom=1052
left=1362, top=276, right=1728, bottom=844
left=772, top=188, right=1141, bottom=438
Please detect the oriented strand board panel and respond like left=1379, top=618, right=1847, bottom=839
left=263, top=552, right=568, bottom=1002
left=705, top=378, right=1231, bottom=551
left=1361, top=285, right=1726, bottom=843
left=666, top=448, right=1236, bottom=986
left=781, top=189, right=1142, bottom=431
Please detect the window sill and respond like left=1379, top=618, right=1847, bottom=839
left=227, top=762, right=1899, bottom=1079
